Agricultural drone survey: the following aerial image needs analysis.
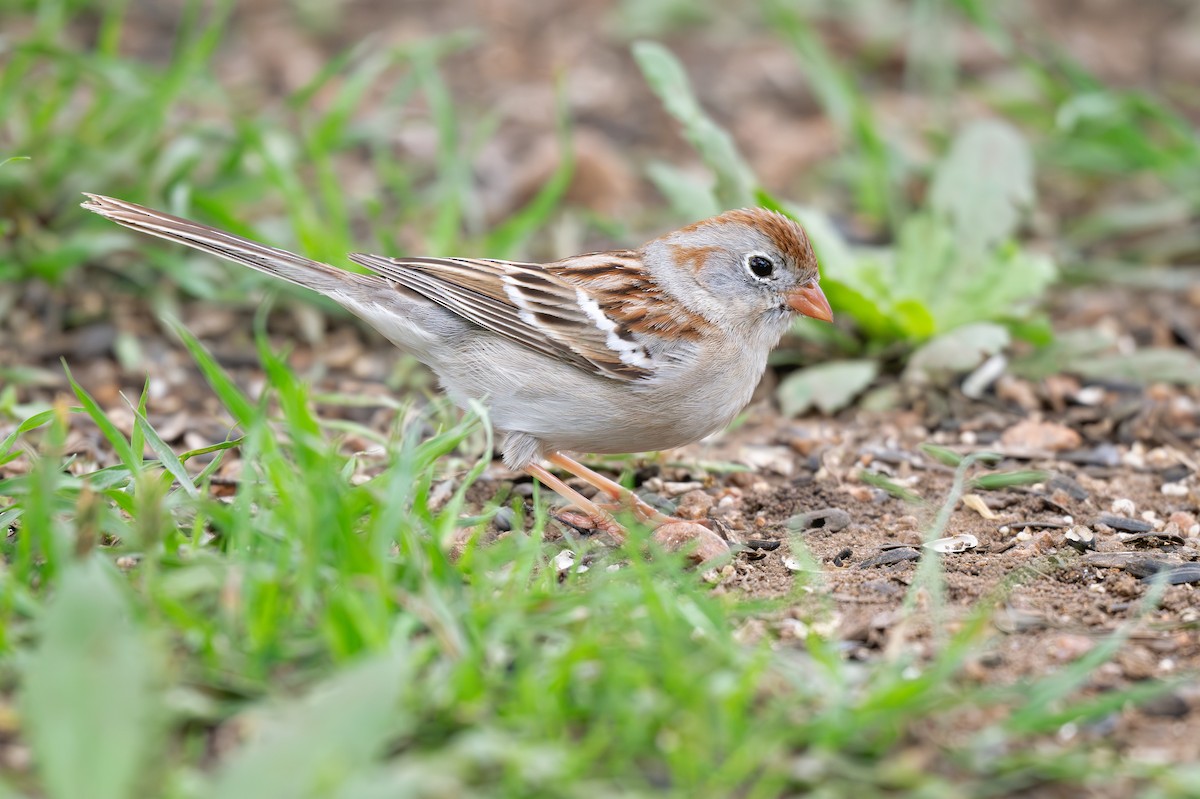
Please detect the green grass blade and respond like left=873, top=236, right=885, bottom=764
left=483, top=88, right=575, bottom=258
left=61, top=360, right=137, bottom=471
left=0, top=408, right=68, bottom=465
left=20, top=558, right=162, bottom=799
left=210, top=650, right=413, bottom=799
left=122, top=393, right=199, bottom=498
left=859, top=470, right=923, bottom=503
left=632, top=41, right=755, bottom=208
left=969, top=470, right=1050, bottom=491
left=167, top=318, right=258, bottom=428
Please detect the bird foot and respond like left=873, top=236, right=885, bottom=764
left=531, top=453, right=729, bottom=565
left=553, top=510, right=628, bottom=544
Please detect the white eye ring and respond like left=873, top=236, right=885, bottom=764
left=744, top=252, right=776, bottom=280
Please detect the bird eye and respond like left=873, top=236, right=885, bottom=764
left=747, top=254, right=775, bottom=279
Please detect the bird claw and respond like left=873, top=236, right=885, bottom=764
left=552, top=511, right=728, bottom=566
left=553, top=510, right=627, bottom=544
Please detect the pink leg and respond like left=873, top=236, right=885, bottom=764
left=525, top=463, right=626, bottom=542
left=545, top=452, right=671, bottom=525
left=535, top=453, right=730, bottom=564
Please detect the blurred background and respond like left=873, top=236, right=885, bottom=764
left=4, top=0, right=1200, bottom=385
left=3, top=0, right=1200, bottom=420
left=2, top=0, right=1200, bottom=422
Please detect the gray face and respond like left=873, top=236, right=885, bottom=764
left=638, top=207, right=822, bottom=338
left=696, top=230, right=810, bottom=321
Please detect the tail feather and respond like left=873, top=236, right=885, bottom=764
left=80, top=194, right=378, bottom=296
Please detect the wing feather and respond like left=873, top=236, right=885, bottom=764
left=347, top=253, right=653, bottom=380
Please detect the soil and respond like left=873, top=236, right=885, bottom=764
left=3, top=0, right=1200, bottom=779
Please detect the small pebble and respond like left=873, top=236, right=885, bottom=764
left=493, top=506, right=515, bottom=532
left=788, top=508, right=852, bottom=533
left=1097, top=513, right=1153, bottom=533
left=661, top=481, right=705, bottom=497
left=1073, top=386, right=1106, bottom=406
left=1161, top=482, right=1189, bottom=497
left=1138, top=693, right=1191, bottom=719
left=552, top=550, right=585, bottom=576
left=1049, top=474, right=1089, bottom=500
left=924, top=533, right=978, bottom=554
left=1065, top=526, right=1095, bottom=552
left=637, top=492, right=676, bottom=515
left=1160, top=464, right=1193, bottom=483
left=858, top=548, right=921, bottom=569
left=1110, top=498, right=1136, bottom=517
left=1168, top=511, right=1197, bottom=532
left=674, top=489, right=714, bottom=521
left=1149, top=564, right=1200, bottom=585
left=1069, top=444, right=1123, bottom=467
left=744, top=539, right=781, bottom=551
left=1000, top=419, right=1082, bottom=452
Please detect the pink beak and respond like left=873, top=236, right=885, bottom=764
left=787, top=283, right=833, bottom=323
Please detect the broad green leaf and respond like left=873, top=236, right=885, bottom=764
left=210, top=650, right=411, bottom=799
left=815, top=280, right=896, bottom=341
left=904, top=322, right=1010, bottom=384
left=891, top=213, right=956, bottom=306
left=778, top=359, right=880, bottom=416
left=930, top=119, right=1034, bottom=255
left=21, top=559, right=161, bottom=799
left=891, top=298, right=938, bottom=340
left=932, top=248, right=1057, bottom=332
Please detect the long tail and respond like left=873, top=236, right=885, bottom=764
left=81, top=194, right=379, bottom=296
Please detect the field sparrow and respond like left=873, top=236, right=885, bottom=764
left=82, top=194, right=832, bottom=562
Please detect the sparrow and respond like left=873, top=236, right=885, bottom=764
left=82, top=194, right=832, bottom=562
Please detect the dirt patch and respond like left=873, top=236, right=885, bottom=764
left=12, top=285, right=1198, bottom=772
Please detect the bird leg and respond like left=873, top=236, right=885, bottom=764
left=545, top=452, right=671, bottom=525
left=525, top=463, right=628, bottom=542
left=535, top=452, right=730, bottom=564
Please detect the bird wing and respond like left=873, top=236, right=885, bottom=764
left=347, top=252, right=656, bottom=381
